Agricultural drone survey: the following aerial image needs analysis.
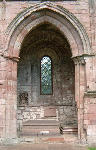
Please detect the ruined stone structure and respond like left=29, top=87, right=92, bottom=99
left=0, top=0, right=96, bottom=145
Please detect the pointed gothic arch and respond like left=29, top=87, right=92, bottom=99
left=3, top=2, right=92, bottom=142
left=4, top=2, right=91, bottom=58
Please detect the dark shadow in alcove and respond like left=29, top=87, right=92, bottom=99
left=17, top=22, right=78, bottom=140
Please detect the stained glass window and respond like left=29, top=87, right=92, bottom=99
left=41, top=56, right=52, bottom=95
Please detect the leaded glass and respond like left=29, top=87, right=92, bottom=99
left=41, top=56, right=52, bottom=95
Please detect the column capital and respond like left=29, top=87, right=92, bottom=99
left=72, top=53, right=95, bottom=65
left=0, top=53, right=20, bottom=62
left=72, top=55, right=86, bottom=65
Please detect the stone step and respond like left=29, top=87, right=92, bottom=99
left=22, top=126, right=59, bottom=129
left=23, top=120, right=59, bottom=126
left=60, top=126, right=78, bottom=134
left=20, top=120, right=60, bottom=137
left=20, top=132, right=61, bottom=137
left=20, top=134, right=78, bottom=143
left=20, top=120, right=78, bottom=138
left=21, top=127, right=60, bottom=136
left=20, top=135, right=65, bottom=143
left=21, top=128, right=60, bottom=134
left=43, top=137, right=64, bottom=143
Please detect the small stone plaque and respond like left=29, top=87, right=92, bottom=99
left=44, top=106, right=56, bottom=117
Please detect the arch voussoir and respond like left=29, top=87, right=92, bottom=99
left=5, top=2, right=91, bottom=57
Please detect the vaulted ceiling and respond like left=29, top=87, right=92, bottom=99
left=20, top=23, right=72, bottom=60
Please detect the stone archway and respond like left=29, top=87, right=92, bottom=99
left=3, top=2, right=91, bottom=142
left=17, top=23, right=77, bottom=140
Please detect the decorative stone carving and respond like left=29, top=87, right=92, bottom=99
left=72, top=54, right=95, bottom=66
left=5, top=1, right=91, bottom=55
left=19, top=92, right=28, bottom=105
left=72, top=55, right=86, bottom=65
left=0, top=53, right=20, bottom=62
left=84, top=91, right=96, bottom=98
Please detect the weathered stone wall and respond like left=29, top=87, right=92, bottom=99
left=17, top=49, right=75, bottom=107
left=17, top=24, right=77, bottom=130
left=0, top=0, right=96, bottom=145
left=84, top=93, right=96, bottom=144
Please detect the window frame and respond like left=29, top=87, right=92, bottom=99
left=40, top=55, right=53, bottom=95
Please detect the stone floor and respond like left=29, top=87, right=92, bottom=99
left=0, top=144, right=88, bottom=150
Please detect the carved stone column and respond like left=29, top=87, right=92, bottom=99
left=0, top=0, right=6, bottom=20
left=73, top=56, right=86, bottom=142
left=0, top=55, right=7, bottom=138
left=2, top=54, right=19, bottom=138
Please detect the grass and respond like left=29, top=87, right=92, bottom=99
left=88, top=148, right=96, bottom=150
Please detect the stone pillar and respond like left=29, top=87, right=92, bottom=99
left=79, top=57, right=86, bottom=142
left=0, top=0, right=6, bottom=21
left=0, top=55, right=6, bottom=138
left=83, top=55, right=96, bottom=144
left=85, top=55, right=95, bottom=91
left=84, top=92, right=96, bottom=144
left=4, top=56, right=19, bottom=139
left=73, top=56, right=86, bottom=142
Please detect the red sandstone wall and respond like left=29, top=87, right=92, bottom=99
left=0, top=0, right=96, bottom=144
left=0, top=0, right=91, bottom=51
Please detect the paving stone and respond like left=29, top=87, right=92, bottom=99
left=0, top=144, right=88, bottom=150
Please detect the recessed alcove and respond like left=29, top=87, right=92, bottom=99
left=17, top=23, right=77, bottom=137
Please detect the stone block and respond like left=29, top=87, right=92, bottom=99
left=87, top=125, right=96, bottom=136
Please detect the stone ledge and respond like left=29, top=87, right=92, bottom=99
left=84, top=91, right=96, bottom=97
left=0, top=138, right=21, bottom=145
left=23, top=120, right=59, bottom=126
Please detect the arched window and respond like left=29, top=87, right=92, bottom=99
left=40, top=56, right=52, bottom=95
